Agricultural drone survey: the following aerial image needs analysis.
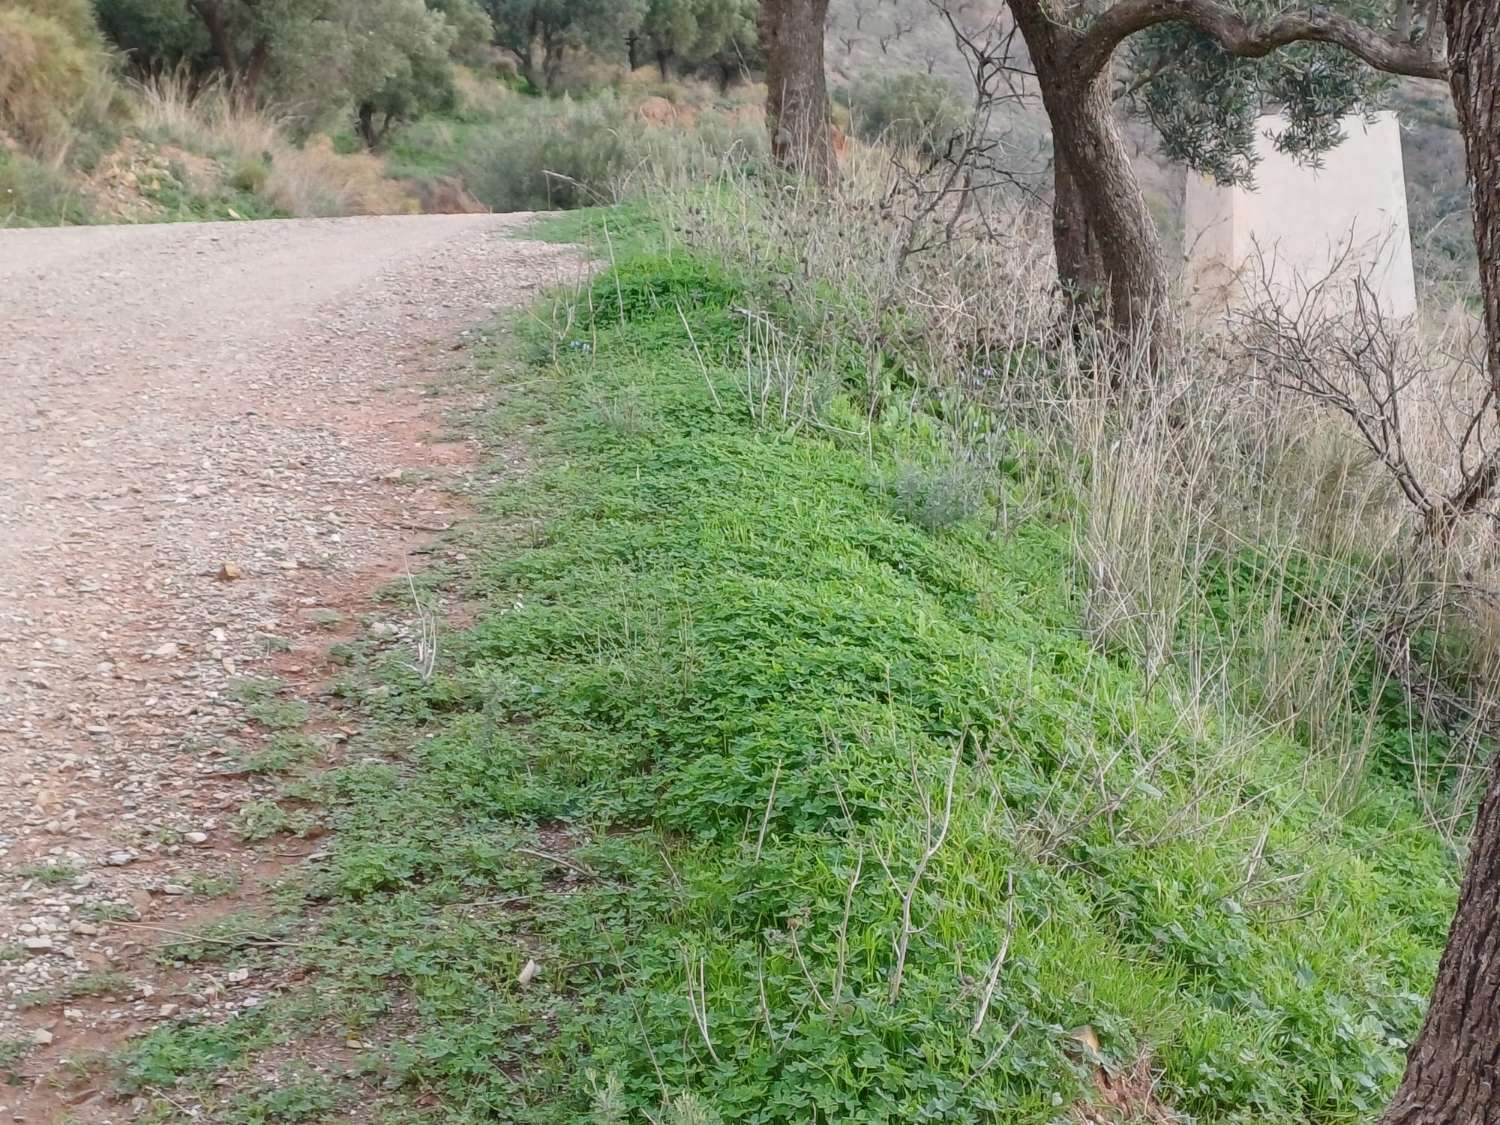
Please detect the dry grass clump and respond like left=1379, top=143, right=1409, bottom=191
left=134, top=72, right=414, bottom=217
left=547, top=51, right=630, bottom=96
left=460, top=92, right=766, bottom=212
left=616, top=70, right=750, bottom=114
left=134, top=72, right=279, bottom=163
left=452, top=65, right=514, bottom=121
left=4, top=0, right=97, bottom=41
left=0, top=3, right=97, bottom=153
left=268, top=137, right=414, bottom=217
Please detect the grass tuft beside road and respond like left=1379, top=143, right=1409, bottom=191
left=112, top=210, right=1455, bottom=1123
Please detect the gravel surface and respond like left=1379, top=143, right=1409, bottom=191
left=0, top=214, right=587, bottom=1120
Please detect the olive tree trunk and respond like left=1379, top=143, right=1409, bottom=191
left=1445, top=0, right=1500, bottom=395
left=1052, top=151, right=1105, bottom=315
left=760, top=0, right=837, bottom=185
left=1382, top=2, right=1500, bottom=1120
left=1383, top=772, right=1500, bottom=1123
left=1009, top=0, right=1172, bottom=342
left=190, top=0, right=238, bottom=84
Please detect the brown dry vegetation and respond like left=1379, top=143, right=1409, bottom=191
left=0, top=2, right=99, bottom=153
left=133, top=75, right=417, bottom=218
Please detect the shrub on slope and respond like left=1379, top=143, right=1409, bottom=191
left=0, top=2, right=98, bottom=151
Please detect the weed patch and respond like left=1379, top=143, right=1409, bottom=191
left=14, top=860, right=81, bottom=886
left=232, top=799, right=319, bottom=842
left=0, top=1036, right=32, bottom=1082
left=19, top=970, right=132, bottom=1008
left=237, top=733, right=322, bottom=775
left=117, top=1012, right=276, bottom=1094
left=158, top=913, right=290, bottom=965
left=147, top=217, right=1460, bottom=1123
left=243, top=699, right=311, bottom=732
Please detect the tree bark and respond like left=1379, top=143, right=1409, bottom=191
left=542, top=41, right=566, bottom=91
left=240, top=38, right=269, bottom=103
left=760, top=0, right=837, bottom=185
left=1070, top=0, right=1446, bottom=80
left=1444, top=0, right=1500, bottom=397
left=514, top=45, right=539, bottom=89
left=512, top=12, right=542, bottom=90
left=1052, top=150, right=1106, bottom=316
left=1382, top=6, right=1500, bottom=1120
left=1011, top=0, right=1171, bottom=341
left=1383, top=767, right=1500, bottom=1123
left=1049, top=71, right=1170, bottom=338
left=190, top=0, right=240, bottom=85
left=356, top=102, right=379, bottom=150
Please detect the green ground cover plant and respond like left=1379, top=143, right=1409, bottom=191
left=115, top=206, right=1465, bottom=1122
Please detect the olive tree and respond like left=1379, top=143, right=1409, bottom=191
left=993, top=0, right=1445, bottom=338
left=183, top=0, right=343, bottom=100
left=639, top=0, right=758, bottom=83
left=90, top=0, right=316, bottom=97
left=483, top=0, right=645, bottom=89
left=344, top=0, right=479, bottom=147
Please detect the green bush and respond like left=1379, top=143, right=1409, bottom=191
left=92, top=0, right=215, bottom=74
left=460, top=94, right=766, bottom=211
left=460, top=95, right=644, bottom=210
left=229, top=155, right=270, bottom=193
left=843, top=70, right=967, bottom=156
left=878, top=459, right=985, bottom=530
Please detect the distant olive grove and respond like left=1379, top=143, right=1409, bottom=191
left=83, top=0, right=761, bottom=138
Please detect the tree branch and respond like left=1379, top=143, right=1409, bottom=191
left=1071, top=0, right=1446, bottom=84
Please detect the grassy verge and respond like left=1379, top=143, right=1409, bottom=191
left=113, top=209, right=1456, bottom=1123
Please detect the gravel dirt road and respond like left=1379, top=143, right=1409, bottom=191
left=0, top=214, right=586, bottom=1121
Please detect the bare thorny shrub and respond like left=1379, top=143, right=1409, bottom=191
left=1224, top=261, right=1500, bottom=834
left=878, top=9, right=1044, bottom=271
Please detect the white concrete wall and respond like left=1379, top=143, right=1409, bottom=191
left=1183, top=111, right=1417, bottom=320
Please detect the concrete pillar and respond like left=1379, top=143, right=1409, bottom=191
left=1183, top=111, right=1418, bottom=321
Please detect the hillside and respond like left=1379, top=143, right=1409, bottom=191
left=18, top=195, right=1465, bottom=1121
left=1, top=2, right=1493, bottom=1120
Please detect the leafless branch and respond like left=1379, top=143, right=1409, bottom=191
left=832, top=846, right=865, bottom=1009
left=1231, top=247, right=1499, bottom=537
left=682, top=948, right=722, bottom=1064
left=969, top=871, right=1015, bottom=1034
left=884, top=5, right=1044, bottom=269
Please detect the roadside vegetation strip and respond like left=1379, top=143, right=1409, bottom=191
left=118, top=210, right=1454, bottom=1122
